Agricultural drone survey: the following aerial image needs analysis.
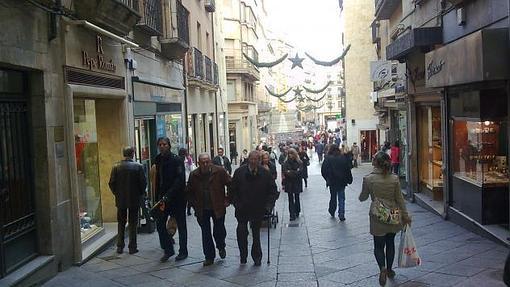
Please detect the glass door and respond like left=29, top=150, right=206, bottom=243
left=73, top=99, right=103, bottom=242
left=135, top=118, right=153, bottom=199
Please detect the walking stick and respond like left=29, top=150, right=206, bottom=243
left=267, top=213, right=271, bottom=264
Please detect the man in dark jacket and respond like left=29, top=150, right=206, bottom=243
left=315, top=141, right=325, bottom=163
left=321, top=144, right=353, bottom=221
left=153, top=137, right=187, bottom=262
left=187, top=153, right=231, bottom=266
left=109, top=147, right=147, bottom=254
left=212, top=147, right=232, bottom=174
left=228, top=151, right=279, bottom=266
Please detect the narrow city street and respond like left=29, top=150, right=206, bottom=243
left=43, top=158, right=507, bottom=287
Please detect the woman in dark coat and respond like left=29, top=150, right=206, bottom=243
left=282, top=148, right=303, bottom=221
left=298, top=146, right=310, bottom=187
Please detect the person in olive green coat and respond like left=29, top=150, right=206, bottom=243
left=359, top=152, right=412, bottom=286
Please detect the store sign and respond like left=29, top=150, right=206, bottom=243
left=370, top=61, right=406, bottom=92
left=133, top=81, right=183, bottom=103
left=81, top=35, right=117, bottom=73
left=426, top=29, right=509, bottom=88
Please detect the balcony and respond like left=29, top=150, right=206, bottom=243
left=160, top=0, right=190, bottom=59
left=374, top=0, right=400, bottom=21
left=74, top=0, right=141, bottom=36
left=204, top=56, right=213, bottom=83
left=205, top=0, right=216, bottom=12
left=257, top=102, right=272, bottom=113
left=136, top=0, right=162, bottom=35
left=386, top=27, right=442, bottom=60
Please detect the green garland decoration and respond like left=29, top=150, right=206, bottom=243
left=305, top=92, right=328, bottom=102
left=302, top=81, right=331, bottom=94
left=243, top=53, right=288, bottom=68
left=305, top=44, right=351, bottom=66
left=265, top=86, right=292, bottom=98
left=278, top=96, right=297, bottom=103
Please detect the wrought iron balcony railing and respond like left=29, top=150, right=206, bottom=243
left=204, top=56, right=213, bottom=83
left=205, top=0, right=216, bottom=12
left=160, top=0, right=190, bottom=59
left=137, top=0, right=162, bottom=35
left=176, top=0, right=190, bottom=45
left=193, top=47, right=204, bottom=79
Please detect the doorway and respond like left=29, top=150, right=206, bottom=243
left=0, top=69, right=37, bottom=278
left=360, top=130, right=377, bottom=162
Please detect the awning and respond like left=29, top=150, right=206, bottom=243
left=386, top=27, right=442, bottom=60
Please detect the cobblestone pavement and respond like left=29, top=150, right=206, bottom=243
left=44, top=157, right=508, bottom=287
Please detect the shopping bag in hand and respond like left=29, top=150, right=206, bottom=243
left=398, top=224, right=422, bottom=268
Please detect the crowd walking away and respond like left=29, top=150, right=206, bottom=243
left=107, top=134, right=422, bottom=284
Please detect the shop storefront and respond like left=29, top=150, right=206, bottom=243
left=132, top=79, right=184, bottom=197
left=426, top=28, right=509, bottom=240
left=64, top=24, right=129, bottom=262
left=416, top=104, right=444, bottom=206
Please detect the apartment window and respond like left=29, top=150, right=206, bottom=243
left=197, top=22, right=202, bottom=50
left=227, top=80, right=236, bottom=101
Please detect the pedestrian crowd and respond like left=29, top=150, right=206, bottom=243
left=107, top=132, right=416, bottom=286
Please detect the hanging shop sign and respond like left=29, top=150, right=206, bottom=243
left=370, top=60, right=406, bottom=91
left=425, top=28, right=509, bottom=88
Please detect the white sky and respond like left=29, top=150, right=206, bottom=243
left=266, top=0, right=343, bottom=59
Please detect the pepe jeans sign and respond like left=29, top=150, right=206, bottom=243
left=82, top=35, right=117, bottom=73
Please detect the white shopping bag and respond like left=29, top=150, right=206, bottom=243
left=398, top=225, right=422, bottom=268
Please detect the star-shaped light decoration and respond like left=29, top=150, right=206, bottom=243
left=288, top=53, right=305, bottom=69
left=293, top=87, right=303, bottom=97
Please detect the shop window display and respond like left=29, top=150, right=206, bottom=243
left=74, top=99, right=103, bottom=241
left=449, top=88, right=508, bottom=225
left=452, top=120, right=508, bottom=186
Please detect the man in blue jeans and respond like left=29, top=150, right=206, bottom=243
left=321, top=144, right=353, bottom=221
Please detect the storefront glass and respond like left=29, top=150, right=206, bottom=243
left=417, top=106, right=443, bottom=201
left=73, top=99, right=103, bottom=241
left=449, top=88, right=508, bottom=225
left=452, top=120, right=508, bottom=185
left=156, top=114, right=183, bottom=154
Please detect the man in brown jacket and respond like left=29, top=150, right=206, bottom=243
left=187, top=153, right=231, bottom=266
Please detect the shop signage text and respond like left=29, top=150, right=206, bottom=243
left=426, top=59, right=444, bottom=80
left=82, top=35, right=117, bottom=73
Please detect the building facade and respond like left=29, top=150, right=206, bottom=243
left=343, top=0, right=379, bottom=161
left=223, top=0, right=265, bottom=156
left=372, top=0, right=510, bottom=244
left=0, top=0, right=229, bottom=284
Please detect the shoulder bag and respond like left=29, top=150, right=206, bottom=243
left=370, top=197, right=401, bottom=225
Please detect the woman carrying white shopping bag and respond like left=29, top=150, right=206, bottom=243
left=359, top=152, right=412, bottom=286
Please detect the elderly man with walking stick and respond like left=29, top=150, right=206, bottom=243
left=229, top=151, right=279, bottom=266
